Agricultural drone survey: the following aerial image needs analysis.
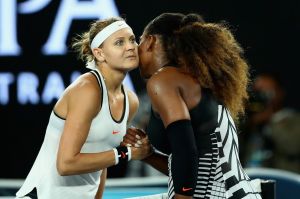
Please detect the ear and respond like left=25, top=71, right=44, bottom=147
left=92, top=48, right=105, bottom=62
left=145, top=35, right=157, bottom=51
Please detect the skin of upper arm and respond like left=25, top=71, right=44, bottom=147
left=148, top=70, right=195, bottom=199
left=127, top=89, right=139, bottom=124
left=57, top=77, right=101, bottom=166
left=146, top=72, right=190, bottom=127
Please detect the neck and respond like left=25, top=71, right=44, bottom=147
left=97, top=65, right=125, bottom=93
left=151, top=50, right=170, bottom=74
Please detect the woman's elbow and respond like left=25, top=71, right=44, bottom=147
left=56, top=158, right=73, bottom=176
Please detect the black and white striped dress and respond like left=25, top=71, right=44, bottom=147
left=167, top=105, right=261, bottom=199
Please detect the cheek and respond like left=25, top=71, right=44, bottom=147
left=138, top=45, right=142, bottom=57
left=138, top=56, right=150, bottom=78
left=138, top=47, right=147, bottom=65
left=107, top=52, right=124, bottom=65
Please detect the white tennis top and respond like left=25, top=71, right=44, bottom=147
left=16, top=69, right=129, bottom=199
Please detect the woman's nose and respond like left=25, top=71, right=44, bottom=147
left=126, top=41, right=137, bottom=50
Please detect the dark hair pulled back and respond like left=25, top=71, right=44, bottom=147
left=144, top=13, right=250, bottom=120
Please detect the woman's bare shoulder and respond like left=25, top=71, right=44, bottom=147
left=147, top=66, right=186, bottom=89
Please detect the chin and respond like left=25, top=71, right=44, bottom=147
left=128, top=60, right=139, bottom=68
left=125, top=64, right=139, bottom=71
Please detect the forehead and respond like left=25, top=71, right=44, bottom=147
left=139, top=31, right=148, bottom=41
left=141, top=30, right=148, bottom=37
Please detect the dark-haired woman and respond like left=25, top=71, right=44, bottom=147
left=124, top=13, right=261, bottom=199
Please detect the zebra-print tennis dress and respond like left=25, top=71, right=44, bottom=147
left=146, top=89, right=261, bottom=199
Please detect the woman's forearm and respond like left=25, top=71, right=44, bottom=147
left=57, top=150, right=115, bottom=176
left=142, top=151, right=169, bottom=175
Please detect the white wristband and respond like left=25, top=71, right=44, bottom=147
left=127, top=146, right=132, bottom=161
left=112, top=148, right=119, bottom=165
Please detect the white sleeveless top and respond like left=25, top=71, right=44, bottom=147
left=16, top=69, right=129, bottom=199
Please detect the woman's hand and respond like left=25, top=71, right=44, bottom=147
left=122, top=127, right=146, bottom=147
left=121, top=127, right=153, bottom=160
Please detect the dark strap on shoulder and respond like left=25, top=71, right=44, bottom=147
left=89, top=70, right=103, bottom=89
left=89, top=70, right=103, bottom=107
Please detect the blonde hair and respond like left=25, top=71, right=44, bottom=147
left=71, top=17, right=124, bottom=63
